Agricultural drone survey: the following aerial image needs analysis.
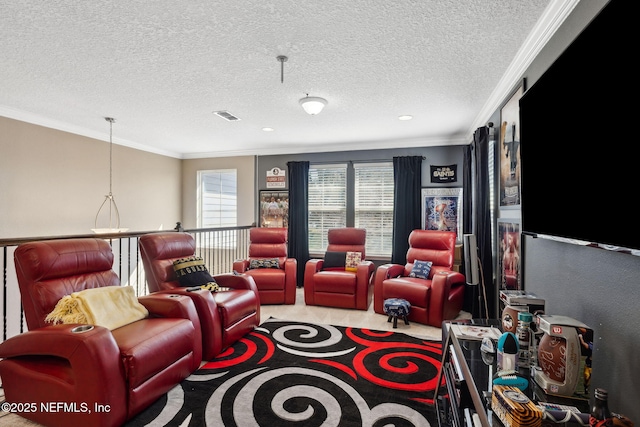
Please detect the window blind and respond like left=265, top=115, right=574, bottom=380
left=354, top=162, right=394, bottom=256
left=308, top=164, right=347, bottom=252
left=198, top=169, right=238, bottom=248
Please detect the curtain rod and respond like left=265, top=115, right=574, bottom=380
left=308, top=156, right=426, bottom=165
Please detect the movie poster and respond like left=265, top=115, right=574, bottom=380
left=497, top=219, right=522, bottom=290
left=499, top=81, right=525, bottom=208
left=421, top=188, right=463, bottom=243
left=259, top=191, right=288, bottom=228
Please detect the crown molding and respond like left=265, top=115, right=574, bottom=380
left=0, top=105, right=183, bottom=159
left=181, top=134, right=469, bottom=159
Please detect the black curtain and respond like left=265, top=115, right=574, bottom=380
left=391, top=156, right=423, bottom=264
left=461, top=144, right=475, bottom=314
left=463, top=145, right=473, bottom=235
left=287, top=161, right=310, bottom=287
left=472, top=127, right=495, bottom=318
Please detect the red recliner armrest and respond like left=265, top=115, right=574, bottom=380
left=283, top=258, right=298, bottom=303
left=303, top=259, right=323, bottom=305
left=355, top=260, right=375, bottom=310
left=373, top=263, right=406, bottom=314
left=0, top=324, right=128, bottom=427
left=232, top=259, right=250, bottom=273
left=214, top=273, right=258, bottom=294
left=428, top=271, right=466, bottom=327
left=215, top=273, right=261, bottom=324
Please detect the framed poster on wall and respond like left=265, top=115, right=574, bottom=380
left=497, top=218, right=522, bottom=291
left=421, top=187, right=463, bottom=243
left=259, top=190, right=289, bottom=228
left=499, top=79, right=526, bottom=208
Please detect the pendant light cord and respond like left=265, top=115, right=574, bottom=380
left=93, top=117, right=121, bottom=231
left=277, top=55, right=288, bottom=83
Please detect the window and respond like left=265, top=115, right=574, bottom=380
left=308, top=164, right=347, bottom=252
left=354, top=162, right=394, bottom=257
left=308, top=162, right=394, bottom=257
left=197, top=170, right=237, bottom=249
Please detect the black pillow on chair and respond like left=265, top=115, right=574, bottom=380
left=173, top=256, right=217, bottom=288
left=323, top=251, right=347, bottom=269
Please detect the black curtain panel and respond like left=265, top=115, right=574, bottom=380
left=463, top=145, right=473, bottom=235
left=461, top=143, right=474, bottom=314
left=472, top=127, right=495, bottom=317
left=287, top=161, right=310, bottom=287
left=391, top=156, right=423, bottom=264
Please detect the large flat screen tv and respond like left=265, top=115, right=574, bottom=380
left=519, top=0, right=636, bottom=250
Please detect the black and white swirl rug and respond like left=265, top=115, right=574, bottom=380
left=125, top=318, right=442, bottom=427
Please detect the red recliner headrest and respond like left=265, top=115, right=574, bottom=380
left=14, top=238, right=120, bottom=330
left=139, top=232, right=197, bottom=293
left=15, top=238, right=114, bottom=282
left=249, top=227, right=287, bottom=244
left=327, top=228, right=367, bottom=258
left=139, top=232, right=196, bottom=261
left=249, top=228, right=288, bottom=262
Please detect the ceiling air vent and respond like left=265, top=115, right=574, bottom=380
left=213, top=110, right=241, bottom=121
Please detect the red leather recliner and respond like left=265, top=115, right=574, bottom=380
left=373, top=230, right=466, bottom=327
left=0, top=238, right=202, bottom=427
left=233, top=227, right=297, bottom=304
left=139, top=232, right=260, bottom=359
left=304, top=228, right=375, bottom=310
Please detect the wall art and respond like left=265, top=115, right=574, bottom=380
left=497, top=218, right=522, bottom=290
left=421, top=187, right=463, bottom=243
left=499, top=79, right=526, bottom=208
left=259, top=190, right=289, bottom=228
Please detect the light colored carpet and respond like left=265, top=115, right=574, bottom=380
left=0, top=287, right=470, bottom=426
left=260, top=287, right=468, bottom=341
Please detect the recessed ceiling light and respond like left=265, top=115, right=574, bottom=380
left=262, top=127, right=275, bottom=132
left=398, top=115, right=413, bottom=121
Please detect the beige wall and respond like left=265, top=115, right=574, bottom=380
left=0, top=117, right=182, bottom=238
left=181, top=156, right=255, bottom=229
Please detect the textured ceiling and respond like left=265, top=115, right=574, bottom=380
left=0, top=1, right=574, bottom=159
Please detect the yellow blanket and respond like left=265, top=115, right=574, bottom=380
left=45, top=286, right=149, bottom=331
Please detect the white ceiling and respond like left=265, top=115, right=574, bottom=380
left=0, top=1, right=578, bottom=159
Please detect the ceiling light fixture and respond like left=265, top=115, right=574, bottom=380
left=92, top=117, right=127, bottom=234
left=299, top=95, right=327, bottom=115
left=398, top=115, right=413, bottom=121
left=276, top=55, right=288, bottom=83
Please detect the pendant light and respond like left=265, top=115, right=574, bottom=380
left=92, top=117, right=127, bottom=233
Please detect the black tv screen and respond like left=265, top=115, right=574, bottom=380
left=519, top=0, right=636, bottom=250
